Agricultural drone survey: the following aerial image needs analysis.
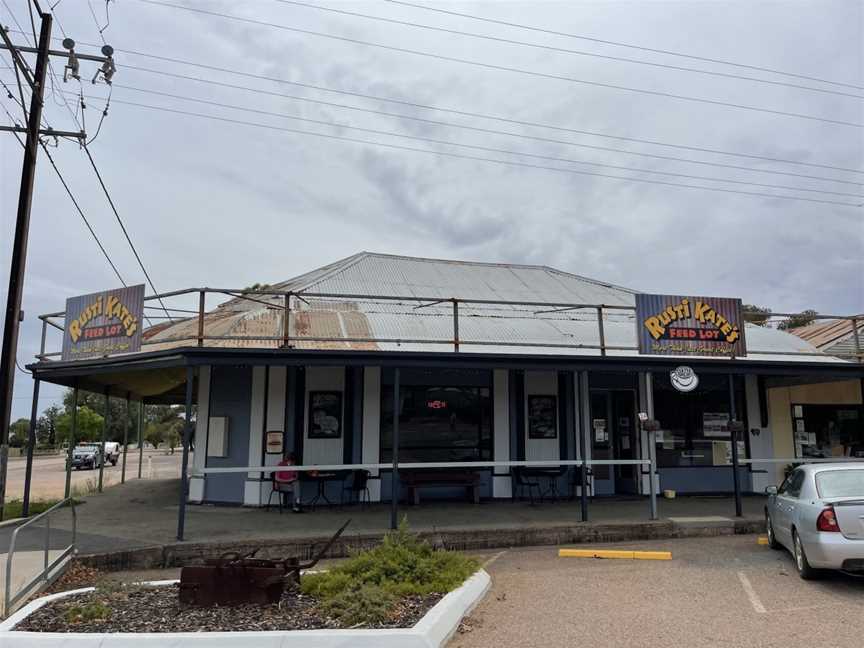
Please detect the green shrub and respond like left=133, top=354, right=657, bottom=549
left=319, top=584, right=396, bottom=626
left=302, top=520, right=478, bottom=625
left=64, top=601, right=110, bottom=623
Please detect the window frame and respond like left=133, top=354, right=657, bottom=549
left=379, top=382, right=494, bottom=464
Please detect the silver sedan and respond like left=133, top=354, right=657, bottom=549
left=765, top=463, right=864, bottom=579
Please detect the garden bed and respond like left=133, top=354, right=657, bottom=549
left=3, top=523, right=490, bottom=647
left=12, top=582, right=442, bottom=633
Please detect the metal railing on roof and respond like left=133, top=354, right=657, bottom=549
left=33, top=287, right=864, bottom=363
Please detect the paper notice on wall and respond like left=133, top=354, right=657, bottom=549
left=793, top=405, right=804, bottom=418
left=621, top=436, right=630, bottom=450
left=795, top=419, right=805, bottom=433
left=593, top=418, right=607, bottom=442
left=796, top=429, right=809, bottom=444
left=711, top=441, right=728, bottom=465
left=704, top=412, right=730, bottom=438
left=808, top=433, right=817, bottom=446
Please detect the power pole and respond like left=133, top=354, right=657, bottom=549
left=0, top=8, right=53, bottom=522
left=0, top=2, right=113, bottom=520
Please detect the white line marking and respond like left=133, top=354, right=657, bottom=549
left=482, top=551, right=506, bottom=569
left=737, top=571, right=767, bottom=614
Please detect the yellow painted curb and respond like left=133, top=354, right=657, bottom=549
left=558, top=549, right=672, bottom=560
left=757, top=536, right=769, bottom=545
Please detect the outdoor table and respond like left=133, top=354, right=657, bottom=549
left=300, top=470, right=350, bottom=510
left=519, top=467, right=567, bottom=502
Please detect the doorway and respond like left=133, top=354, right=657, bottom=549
left=589, top=389, right=639, bottom=496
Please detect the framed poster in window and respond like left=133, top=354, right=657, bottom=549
left=528, top=395, right=557, bottom=439
left=308, top=391, right=343, bottom=439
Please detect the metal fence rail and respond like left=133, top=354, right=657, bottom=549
left=3, top=498, right=76, bottom=618
left=32, top=287, right=863, bottom=362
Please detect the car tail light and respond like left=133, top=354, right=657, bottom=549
left=817, top=507, right=841, bottom=533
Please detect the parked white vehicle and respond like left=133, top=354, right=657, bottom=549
left=102, top=441, right=120, bottom=466
left=765, top=463, right=864, bottom=579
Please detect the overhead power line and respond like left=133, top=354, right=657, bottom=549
left=22, top=31, right=864, bottom=176
left=102, top=83, right=864, bottom=199
left=83, top=94, right=864, bottom=207
left=133, top=0, right=863, bottom=128
left=275, top=0, right=863, bottom=100
left=80, top=145, right=174, bottom=321
left=118, top=63, right=864, bottom=186
left=0, top=96, right=128, bottom=289
left=385, top=0, right=864, bottom=91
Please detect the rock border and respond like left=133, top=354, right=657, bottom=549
left=0, top=571, right=491, bottom=648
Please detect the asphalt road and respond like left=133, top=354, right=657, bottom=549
left=3, top=451, right=184, bottom=501
left=451, top=535, right=864, bottom=648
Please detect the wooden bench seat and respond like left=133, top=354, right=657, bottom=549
left=403, top=470, right=481, bottom=505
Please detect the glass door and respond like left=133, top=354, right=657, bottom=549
left=590, top=391, right=614, bottom=495
left=612, top=390, right=638, bottom=494
left=590, top=390, right=638, bottom=495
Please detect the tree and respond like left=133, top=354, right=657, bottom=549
left=61, top=390, right=141, bottom=443
left=144, top=423, right=165, bottom=450
left=36, top=405, right=61, bottom=447
left=8, top=418, right=30, bottom=448
left=55, top=406, right=104, bottom=445
left=742, top=304, right=772, bottom=327
left=778, top=309, right=818, bottom=331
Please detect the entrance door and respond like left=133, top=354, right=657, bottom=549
left=589, top=390, right=638, bottom=496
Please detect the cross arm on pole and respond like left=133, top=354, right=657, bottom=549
left=0, top=125, right=87, bottom=138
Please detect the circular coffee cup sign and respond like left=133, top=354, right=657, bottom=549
left=670, top=366, right=699, bottom=392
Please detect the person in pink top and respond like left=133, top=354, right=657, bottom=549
left=275, top=452, right=302, bottom=513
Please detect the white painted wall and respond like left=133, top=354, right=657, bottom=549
left=188, top=365, right=210, bottom=503
left=243, top=367, right=267, bottom=506
left=304, top=366, right=345, bottom=465
left=745, top=375, right=774, bottom=493
left=492, top=369, right=511, bottom=498
left=524, top=371, right=559, bottom=461
left=362, top=367, right=382, bottom=502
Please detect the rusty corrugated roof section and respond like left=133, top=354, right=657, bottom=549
left=140, top=252, right=838, bottom=363
left=790, top=317, right=864, bottom=358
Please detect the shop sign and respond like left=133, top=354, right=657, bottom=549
left=635, top=293, right=746, bottom=357
left=670, top=366, right=699, bottom=392
left=61, top=284, right=145, bottom=361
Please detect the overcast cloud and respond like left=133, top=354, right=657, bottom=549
left=1, top=0, right=862, bottom=419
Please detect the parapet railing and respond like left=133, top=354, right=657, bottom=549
left=33, top=287, right=864, bottom=362
left=3, top=497, right=76, bottom=618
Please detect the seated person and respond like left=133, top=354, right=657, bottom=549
left=276, top=452, right=302, bottom=513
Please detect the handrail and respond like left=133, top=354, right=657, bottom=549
left=31, top=287, right=864, bottom=363
left=3, top=498, right=77, bottom=618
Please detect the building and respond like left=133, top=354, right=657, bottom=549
left=790, top=316, right=864, bottom=361
left=28, top=252, right=864, bottom=513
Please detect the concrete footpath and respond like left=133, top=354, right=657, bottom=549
left=1, top=479, right=767, bottom=571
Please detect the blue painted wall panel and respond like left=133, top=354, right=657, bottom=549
left=204, top=366, right=253, bottom=503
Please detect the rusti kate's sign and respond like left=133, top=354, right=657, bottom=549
left=635, top=293, right=746, bottom=357
left=61, top=284, right=145, bottom=361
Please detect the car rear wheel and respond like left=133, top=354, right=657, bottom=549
left=793, top=530, right=818, bottom=580
left=765, top=512, right=781, bottom=549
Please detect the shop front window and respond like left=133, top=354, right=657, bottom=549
left=791, top=405, right=864, bottom=459
left=652, top=373, right=748, bottom=468
left=381, top=385, right=493, bottom=463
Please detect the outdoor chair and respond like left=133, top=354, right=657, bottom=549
left=266, top=472, right=298, bottom=514
left=512, top=467, right=542, bottom=505
left=569, top=466, right=594, bottom=500
left=341, top=469, right=371, bottom=508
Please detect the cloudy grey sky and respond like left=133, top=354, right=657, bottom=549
left=1, top=0, right=862, bottom=419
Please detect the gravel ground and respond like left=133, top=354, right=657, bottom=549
left=450, top=536, right=864, bottom=648
left=15, top=584, right=442, bottom=633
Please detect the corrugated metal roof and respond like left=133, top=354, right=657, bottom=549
left=790, top=317, right=863, bottom=355
left=141, top=252, right=842, bottom=364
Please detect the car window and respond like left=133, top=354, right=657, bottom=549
left=777, top=474, right=792, bottom=495
left=816, top=470, right=864, bottom=499
left=784, top=470, right=805, bottom=498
